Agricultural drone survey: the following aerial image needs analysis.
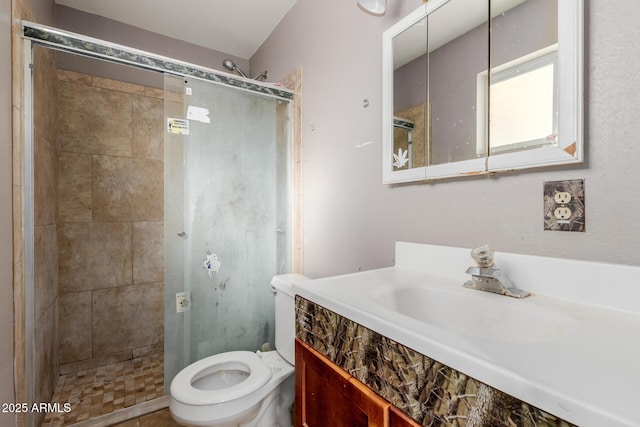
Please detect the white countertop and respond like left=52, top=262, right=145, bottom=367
left=292, top=242, right=640, bottom=427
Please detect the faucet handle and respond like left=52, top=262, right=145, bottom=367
left=470, top=245, right=494, bottom=268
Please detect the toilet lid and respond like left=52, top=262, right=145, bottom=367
left=171, top=351, right=272, bottom=405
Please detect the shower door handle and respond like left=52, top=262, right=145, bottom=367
left=177, top=231, right=186, bottom=237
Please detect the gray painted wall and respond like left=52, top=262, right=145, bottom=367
left=1, top=0, right=14, bottom=423
left=251, top=0, right=640, bottom=278
left=55, top=5, right=248, bottom=87
left=27, top=0, right=55, bottom=25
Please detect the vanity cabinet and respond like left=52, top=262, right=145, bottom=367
left=296, top=296, right=577, bottom=427
left=295, top=339, right=391, bottom=427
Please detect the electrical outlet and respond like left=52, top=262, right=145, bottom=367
left=554, top=191, right=572, bottom=204
left=176, top=292, right=190, bottom=313
left=554, top=207, right=572, bottom=221
left=544, top=179, right=585, bottom=232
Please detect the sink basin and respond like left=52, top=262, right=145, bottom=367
left=370, top=285, right=575, bottom=343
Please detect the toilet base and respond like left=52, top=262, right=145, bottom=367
left=170, top=399, right=259, bottom=427
left=240, top=386, right=278, bottom=427
left=170, top=382, right=293, bottom=427
left=169, top=351, right=294, bottom=427
left=246, top=374, right=294, bottom=427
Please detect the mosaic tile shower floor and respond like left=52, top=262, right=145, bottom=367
left=42, top=352, right=164, bottom=426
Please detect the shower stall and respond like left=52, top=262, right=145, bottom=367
left=22, top=22, right=295, bottom=426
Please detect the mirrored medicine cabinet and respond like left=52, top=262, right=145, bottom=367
left=382, top=0, right=583, bottom=184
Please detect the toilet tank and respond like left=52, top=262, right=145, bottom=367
left=271, top=274, right=308, bottom=365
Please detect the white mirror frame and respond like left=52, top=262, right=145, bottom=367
left=382, top=0, right=584, bottom=184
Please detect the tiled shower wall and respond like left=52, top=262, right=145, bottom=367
left=33, top=46, right=60, bottom=425
left=56, top=69, right=165, bottom=374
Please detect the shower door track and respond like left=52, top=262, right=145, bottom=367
left=22, top=21, right=294, bottom=102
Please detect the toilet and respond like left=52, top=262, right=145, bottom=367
left=169, top=274, right=307, bottom=427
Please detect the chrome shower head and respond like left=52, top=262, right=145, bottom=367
left=222, top=59, right=248, bottom=78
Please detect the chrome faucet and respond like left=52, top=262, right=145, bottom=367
left=463, top=245, right=530, bottom=298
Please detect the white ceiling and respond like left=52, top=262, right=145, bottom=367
left=55, top=0, right=299, bottom=59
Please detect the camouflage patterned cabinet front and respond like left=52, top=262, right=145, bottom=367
left=296, top=297, right=576, bottom=427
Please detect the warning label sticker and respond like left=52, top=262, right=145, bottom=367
left=167, top=118, right=190, bottom=135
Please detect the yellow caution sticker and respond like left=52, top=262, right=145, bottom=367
left=167, top=118, right=190, bottom=135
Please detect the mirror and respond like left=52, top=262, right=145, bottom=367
left=389, top=14, right=428, bottom=176
left=382, top=0, right=583, bottom=184
left=427, top=0, right=488, bottom=175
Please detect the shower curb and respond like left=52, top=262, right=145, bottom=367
left=66, top=395, right=170, bottom=427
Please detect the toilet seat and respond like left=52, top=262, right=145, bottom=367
left=171, top=351, right=272, bottom=406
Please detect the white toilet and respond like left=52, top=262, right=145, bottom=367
left=169, top=274, right=307, bottom=427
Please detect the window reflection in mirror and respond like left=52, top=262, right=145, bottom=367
left=490, top=48, right=558, bottom=154
left=427, top=0, right=489, bottom=165
left=489, top=0, right=559, bottom=155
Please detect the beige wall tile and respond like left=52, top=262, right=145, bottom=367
left=132, top=96, right=164, bottom=160
left=33, top=134, right=57, bottom=226
left=58, top=222, right=133, bottom=292
left=58, top=80, right=133, bottom=157
left=58, top=152, right=92, bottom=223
left=92, top=155, right=163, bottom=222
left=132, top=342, right=163, bottom=359
left=92, top=75, right=145, bottom=96
left=55, top=74, right=167, bottom=372
left=32, top=46, right=60, bottom=408
left=144, top=87, right=165, bottom=99
left=92, top=283, right=163, bottom=357
left=58, top=69, right=91, bottom=85
left=59, top=349, right=131, bottom=375
left=34, top=301, right=58, bottom=405
left=33, top=47, right=58, bottom=151
left=163, top=89, right=184, bottom=103
left=59, top=291, right=92, bottom=364
left=33, top=224, right=58, bottom=324
left=133, top=222, right=164, bottom=285
left=33, top=48, right=59, bottom=228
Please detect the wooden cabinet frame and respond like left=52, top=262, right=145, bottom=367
left=295, top=338, right=391, bottom=427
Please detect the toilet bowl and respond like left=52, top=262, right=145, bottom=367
left=169, top=274, right=307, bottom=427
left=170, top=350, right=294, bottom=427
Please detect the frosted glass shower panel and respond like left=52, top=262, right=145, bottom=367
left=164, top=76, right=292, bottom=389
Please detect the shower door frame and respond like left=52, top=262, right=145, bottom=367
left=20, top=21, right=299, bottom=425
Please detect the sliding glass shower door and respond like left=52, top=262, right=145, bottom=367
left=163, top=75, right=292, bottom=389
